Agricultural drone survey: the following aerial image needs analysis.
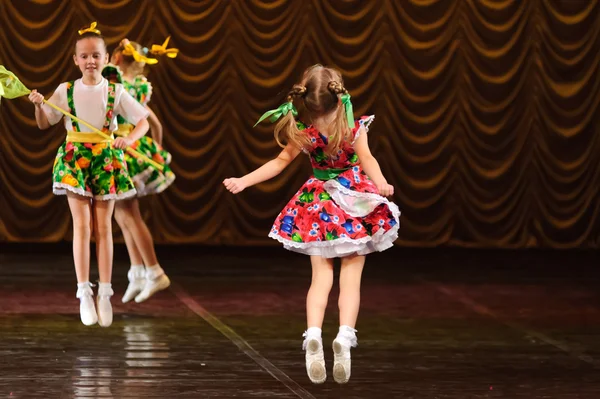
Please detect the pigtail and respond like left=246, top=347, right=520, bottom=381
left=273, top=84, right=310, bottom=149
left=325, top=81, right=352, bottom=156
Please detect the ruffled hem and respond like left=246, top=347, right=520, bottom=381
left=102, top=63, right=124, bottom=84
left=53, top=183, right=137, bottom=201
left=269, top=222, right=398, bottom=258
left=129, top=166, right=176, bottom=197
left=269, top=167, right=400, bottom=258
left=134, top=173, right=176, bottom=197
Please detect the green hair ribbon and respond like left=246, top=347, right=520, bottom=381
left=254, top=101, right=298, bottom=127
left=341, top=93, right=354, bottom=128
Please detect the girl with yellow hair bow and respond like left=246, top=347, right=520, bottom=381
left=102, top=37, right=178, bottom=305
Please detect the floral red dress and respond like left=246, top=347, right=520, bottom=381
left=269, top=115, right=400, bottom=258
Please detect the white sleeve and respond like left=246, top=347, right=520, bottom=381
left=41, top=83, right=68, bottom=126
left=114, top=84, right=150, bottom=125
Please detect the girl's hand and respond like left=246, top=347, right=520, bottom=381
left=223, top=177, right=247, bottom=194
left=113, top=137, right=133, bottom=149
left=376, top=180, right=394, bottom=197
left=28, top=90, right=44, bottom=106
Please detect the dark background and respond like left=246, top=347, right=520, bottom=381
left=1, top=0, right=598, bottom=248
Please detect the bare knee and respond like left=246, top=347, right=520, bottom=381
left=311, top=269, right=334, bottom=292
left=93, top=219, right=112, bottom=239
left=114, top=203, right=133, bottom=228
left=72, top=217, right=92, bottom=239
left=93, top=209, right=114, bottom=239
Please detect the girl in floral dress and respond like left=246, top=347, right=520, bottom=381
left=223, top=65, right=400, bottom=384
left=27, top=23, right=150, bottom=327
left=101, top=39, right=174, bottom=304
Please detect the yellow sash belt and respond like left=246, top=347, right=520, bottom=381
left=66, top=131, right=114, bottom=143
left=115, top=123, right=134, bottom=137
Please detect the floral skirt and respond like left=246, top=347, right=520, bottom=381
left=52, top=141, right=136, bottom=200
left=125, top=135, right=176, bottom=197
left=269, top=166, right=400, bottom=258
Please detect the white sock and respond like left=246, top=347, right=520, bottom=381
left=145, top=264, right=164, bottom=280
left=131, top=264, right=145, bottom=273
left=76, top=282, right=94, bottom=298
left=129, top=264, right=145, bottom=279
left=97, top=282, right=114, bottom=297
left=336, top=325, right=358, bottom=348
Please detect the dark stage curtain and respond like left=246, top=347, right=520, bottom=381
left=0, top=0, right=598, bottom=248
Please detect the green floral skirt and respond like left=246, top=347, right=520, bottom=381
left=52, top=141, right=137, bottom=200
left=125, top=134, right=176, bottom=197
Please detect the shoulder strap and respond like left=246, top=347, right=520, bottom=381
left=102, top=82, right=116, bottom=132
left=66, top=81, right=80, bottom=132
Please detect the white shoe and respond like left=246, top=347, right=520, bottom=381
left=122, top=267, right=145, bottom=303
left=303, top=335, right=326, bottom=384
left=135, top=273, right=170, bottom=303
left=97, top=283, right=114, bottom=328
left=76, top=283, right=97, bottom=326
left=332, top=326, right=358, bottom=384
left=332, top=338, right=352, bottom=384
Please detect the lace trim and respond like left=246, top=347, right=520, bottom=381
left=352, top=115, right=375, bottom=144
left=53, top=183, right=137, bottom=201
left=76, top=282, right=95, bottom=298
left=97, top=283, right=114, bottom=297
left=337, top=327, right=358, bottom=348
left=131, top=168, right=176, bottom=197
left=127, top=268, right=146, bottom=281
left=131, top=167, right=154, bottom=185
left=102, top=63, right=124, bottom=83
left=53, top=184, right=93, bottom=198
left=269, top=222, right=399, bottom=258
left=95, top=188, right=137, bottom=201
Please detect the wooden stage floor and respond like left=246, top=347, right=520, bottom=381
left=0, top=246, right=598, bottom=398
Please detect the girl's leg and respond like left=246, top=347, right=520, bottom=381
left=333, top=253, right=366, bottom=384
left=92, top=199, right=115, bottom=283
left=66, top=192, right=93, bottom=283
left=114, top=200, right=146, bottom=303
left=114, top=199, right=169, bottom=303
left=303, top=255, right=334, bottom=384
left=338, top=254, right=366, bottom=328
left=114, top=199, right=158, bottom=265
left=306, top=255, right=335, bottom=328
left=66, top=192, right=97, bottom=326
left=92, top=199, right=116, bottom=327
left=114, top=200, right=144, bottom=266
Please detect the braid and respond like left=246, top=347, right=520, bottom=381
left=286, top=84, right=307, bottom=102
left=326, top=80, right=352, bottom=155
left=328, top=81, right=347, bottom=96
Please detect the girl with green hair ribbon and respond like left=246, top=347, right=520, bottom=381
left=224, top=64, right=399, bottom=386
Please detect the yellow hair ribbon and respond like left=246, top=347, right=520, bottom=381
left=78, top=22, right=101, bottom=35
left=122, top=43, right=158, bottom=65
left=149, top=36, right=179, bottom=58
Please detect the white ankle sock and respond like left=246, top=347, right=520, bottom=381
left=145, top=264, right=164, bottom=280
left=98, top=282, right=114, bottom=297
left=336, top=325, right=358, bottom=348
left=306, top=327, right=322, bottom=337
left=131, top=264, right=145, bottom=275
left=76, top=282, right=94, bottom=298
